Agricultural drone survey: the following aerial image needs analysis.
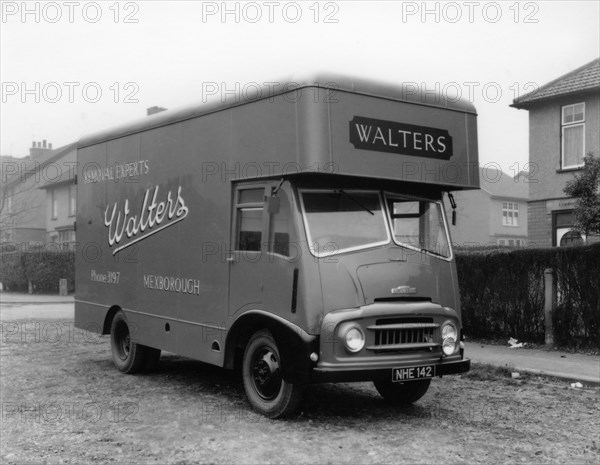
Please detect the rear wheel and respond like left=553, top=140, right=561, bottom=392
left=373, top=379, right=431, bottom=405
left=110, top=311, right=158, bottom=374
left=242, top=329, right=304, bottom=418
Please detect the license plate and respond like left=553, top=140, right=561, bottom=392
left=392, top=365, right=435, bottom=382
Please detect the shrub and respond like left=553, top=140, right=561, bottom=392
left=0, top=248, right=75, bottom=294
left=456, top=245, right=600, bottom=349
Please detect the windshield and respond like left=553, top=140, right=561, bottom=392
left=300, top=189, right=452, bottom=259
left=300, top=190, right=389, bottom=256
left=386, top=195, right=451, bottom=258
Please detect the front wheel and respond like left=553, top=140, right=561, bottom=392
left=373, top=379, right=431, bottom=405
left=242, top=329, right=304, bottom=418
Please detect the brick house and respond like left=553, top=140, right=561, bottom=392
left=511, top=58, right=600, bottom=247
left=38, top=143, right=78, bottom=247
left=446, top=166, right=529, bottom=248
left=0, top=141, right=78, bottom=250
left=1, top=141, right=55, bottom=247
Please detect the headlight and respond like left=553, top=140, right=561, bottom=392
left=339, top=324, right=365, bottom=353
left=442, top=323, right=457, bottom=340
left=441, top=322, right=458, bottom=356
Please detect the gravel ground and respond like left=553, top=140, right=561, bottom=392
left=1, top=318, right=599, bottom=464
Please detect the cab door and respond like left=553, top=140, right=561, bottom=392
left=228, top=182, right=301, bottom=322
left=261, top=183, right=299, bottom=319
left=228, top=184, right=269, bottom=317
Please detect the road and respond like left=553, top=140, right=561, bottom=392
left=1, top=309, right=599, bottom=464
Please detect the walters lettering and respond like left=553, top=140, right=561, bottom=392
left=349, top=116, right=453, bottom=160
left=104, top=185, right=189, bottom=255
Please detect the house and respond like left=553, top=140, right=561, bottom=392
left=511, top=57, right=600, bottom=247
left=0, top=141, right=78, bottom=250
left=446, top=166, right=529, bottom=248
left=1, top=109, right=166, bottom=251
left=0, top=141, right=55, bottom=248
left=38, top=143, right=78, bottom=247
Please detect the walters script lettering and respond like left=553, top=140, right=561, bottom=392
left=104, top=185, right=189, bottom=255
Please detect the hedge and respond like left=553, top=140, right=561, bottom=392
left=456, top=244, right=600, bottom=349
left=0, top=249, right=75, bottom=294
left=1, top=243, right=597, bottom=348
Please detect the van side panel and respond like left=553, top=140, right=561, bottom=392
left=75, top=94, right=323, bottom=366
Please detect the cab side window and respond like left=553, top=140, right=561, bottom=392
left=236, top=188, right=264, bottom=252
left=269, top=189, right=291, bottom=257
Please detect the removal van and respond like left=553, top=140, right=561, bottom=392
left=75, top=75, right=478, bottom=417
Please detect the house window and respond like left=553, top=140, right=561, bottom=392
left=553, top=210, right=585, bottom=247
left=561, top=103, right=585, bottom=169
left=58, top=229, right=75, bottom=243
left=502, top=202, right=519, bottom=226
left=69, top=184, right=76, bottom=216
left=497, top=238, right=523, bottom=247
left=51, top=190, right=58, bottom=219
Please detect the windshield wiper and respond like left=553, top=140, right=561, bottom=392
left=337, top=190, right=375, bottom=215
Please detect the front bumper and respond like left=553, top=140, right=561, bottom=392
left=312, top=357, right=470, bottom=383
left=308, top=301, right=469, bottom=383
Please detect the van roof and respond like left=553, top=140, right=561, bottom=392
left=78, top=73, right=477, bottom=148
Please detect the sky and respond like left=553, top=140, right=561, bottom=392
left=1, top=0, right=599, bottom=174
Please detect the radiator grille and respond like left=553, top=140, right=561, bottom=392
left=374, top=325, right=436, bottom=346
left=367, top=320, right=440, bottom=351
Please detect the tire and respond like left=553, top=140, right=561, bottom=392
left=110, top=310, right=154, bottom=374
left=242, top=329, right=304, bottom=418
left=373, top=379, right=431, bottom=405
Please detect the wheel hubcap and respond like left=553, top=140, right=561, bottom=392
left=251, top=347, right=281, bottom=401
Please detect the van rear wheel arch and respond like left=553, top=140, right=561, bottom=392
left=103, top=305, right=122, bottom=335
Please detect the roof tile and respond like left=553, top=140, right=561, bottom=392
left=512, top=58, right=600, bottom=108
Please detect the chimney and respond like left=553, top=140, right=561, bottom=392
left=29, top=140, right=54, bottom=160
left=147, top=106, right=167, bottom=116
